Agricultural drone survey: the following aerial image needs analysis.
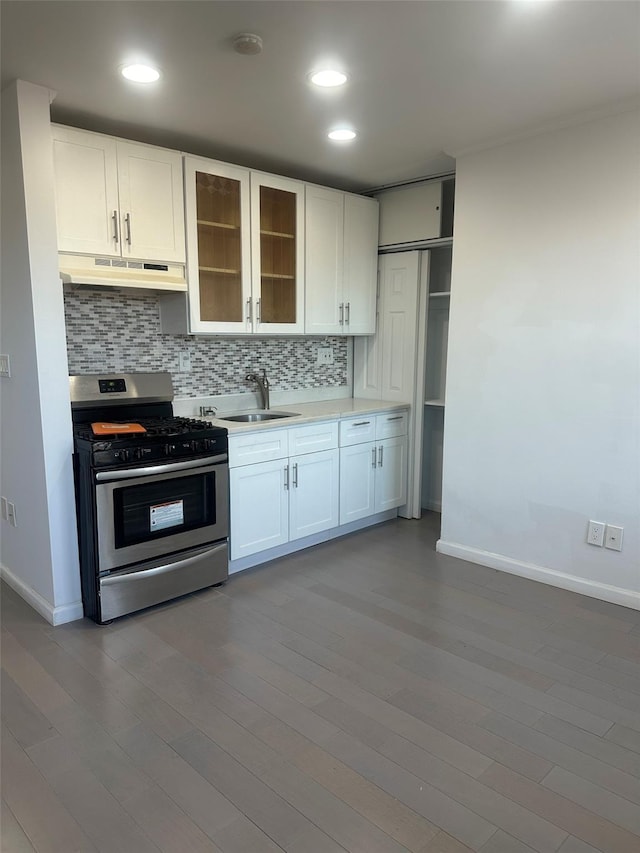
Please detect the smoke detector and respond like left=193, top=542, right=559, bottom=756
left=233, top=33, right=263, bottom=55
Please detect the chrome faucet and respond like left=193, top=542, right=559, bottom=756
left=245, top=368, right=270, bottom=410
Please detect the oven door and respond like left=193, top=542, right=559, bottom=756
left=95, top=455, right=228, bottom=572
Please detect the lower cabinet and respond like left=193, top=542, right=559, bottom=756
left=339, top=412, right=408, bottom=524
left=229, top=423, right=339, bottom=560
left=229, top=410, right=407, bottom=564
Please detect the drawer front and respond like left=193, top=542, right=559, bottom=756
left=375, top=410, right=408, bottom=439
left=228, top=428, right=289, bottom=467
left=288, top=420, right=338, bottom=456
left=339, top=416, right=376, bottom=447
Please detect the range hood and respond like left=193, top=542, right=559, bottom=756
left=59, top=253, right=188, bottom=292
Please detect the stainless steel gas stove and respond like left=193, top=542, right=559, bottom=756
left=70, top=372, right=229, bottom=623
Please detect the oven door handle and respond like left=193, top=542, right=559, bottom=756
left=95, top=454, right=228, bottom=482
left=101, top=542, right=226, bottom=586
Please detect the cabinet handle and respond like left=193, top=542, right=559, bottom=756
left=124, top=213, right=132, bottom=245
left=256, top=298, right=261, bottom=323
left=353, top=421, right=370, bottom=427
left=345, top=302, right=350, bottom=325
left=372, top=447, right=377, bottom=468
left=378, top=445, right=384, bottom=467
left=387, top=416, right=403, bottom=421
left=339, top=303, right=344, bottom=325
left=284, top=464, right=289, bottom=490
left=112, top=210, right=119, bottom=244
left=292, top=462, right=298, bottom=488
left=246, top=298, right=253, bottom=324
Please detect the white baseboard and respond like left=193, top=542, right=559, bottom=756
left=0, top=564, right=84, bottom=625
left=229, top=510, right=398, bottom=575
left=436, top=540, right=640, bottom=612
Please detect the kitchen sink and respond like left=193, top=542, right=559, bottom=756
left=219, top=411, right=300, bottom=423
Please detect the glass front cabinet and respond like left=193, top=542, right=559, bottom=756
left=184, top=156, right=304, bottom=334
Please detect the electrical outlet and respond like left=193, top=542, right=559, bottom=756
left=178, top=351, right=191, bottom=372
left=605, top=524, right=623, bottom=552
left=317, top=345, right=334, bottom=366
left=587, top=520, right=605, bottom=547
left=7, top=501, right=17, bottom=527
left=1, top=497, right=8, bottom=521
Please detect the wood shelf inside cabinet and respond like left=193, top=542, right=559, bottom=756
left=429, top=291, right=451, bottom=298
left=261, top=273, right=295, bottom=280
left=424, top=399, right=445, bottom=408
left=197, top=219, right=240, bottom=230
left=260, top=229, right=295, bottom=239
left=199, top=266, right=240, bottom=275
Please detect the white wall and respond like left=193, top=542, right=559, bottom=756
left=439, top=108, right=640, bottom=609
left=0, top=80, right=82, bottom=623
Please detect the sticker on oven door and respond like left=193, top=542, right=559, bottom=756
left=150, top=500, right=184, bottom=531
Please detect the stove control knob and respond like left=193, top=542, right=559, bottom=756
left=116, top=449, right=132, bottom=463
left=167, top=443, right=178, bottom=456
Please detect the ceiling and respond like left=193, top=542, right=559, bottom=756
left=2, top=1, right=639, bottom=192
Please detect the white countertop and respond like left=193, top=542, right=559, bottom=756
left=210, top=398, right=408, bottom=433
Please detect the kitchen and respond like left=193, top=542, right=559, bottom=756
left=1, top=2, right=640, bottom=851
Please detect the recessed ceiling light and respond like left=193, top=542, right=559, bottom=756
left=328, top=128, right=356, bottom=141
left=121, top=63, right=161, bottom=83
left=310, top=69, right=348, bottom=88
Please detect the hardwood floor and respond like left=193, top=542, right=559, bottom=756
left=2, top=513, right=640, bottom=853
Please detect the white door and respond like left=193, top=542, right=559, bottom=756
left=229, top=459, right=289, bottom=559
left=116, top=142, right=185, bottom=263
left=375, top=436, right=407, bottom=513
left=343, top=194, right=378, bottom=335
left=339, top=442, right=376, bottom=525
left=52, top=126, right=120, bottom=257
left=251, top=172, right=305, bottom=334
left=379, top=252, right=420, bottom=402
left=289, top=449, right=339, bottom=541
left=304, top=185, right=344, bottom=335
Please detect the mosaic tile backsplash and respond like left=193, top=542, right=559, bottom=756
left=63, top=288, right=349, bottom=398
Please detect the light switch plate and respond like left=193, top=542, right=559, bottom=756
left=605, top=524, right=623, bottom=552
left=0, top=354, right=10, bottom=378
left=1, top=497, right=8, bottom=521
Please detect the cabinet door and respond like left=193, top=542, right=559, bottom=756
left=116, top=142, right=185, bottom=264
left=289, top=449, right=339, bottom=541
left=343, top=195, right=378, bottom=335
left=229, top=459, right=289, bottom=560
left=251, top=173, right=305, bottom=334
left=375, top=436, right=407, bottom=513
left=52, top=126, right=119, bottom=257
left=185, top=157, right=252, bottom=334
left=304, top=185, right=344, bottom=335
left=339, top=442, right=376, bottom=525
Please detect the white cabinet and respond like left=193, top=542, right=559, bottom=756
left=52, top=125, right=185, bottom=263
left=305, top=186, right=378, bottom=335
left=167, top=160, right=304, bottom=334
left=289, top=449, right=340, bottom=541
left=183, top=157, right=252, bottom=334
left=229, top=458, right=290, bottom=558
left=339, top=412, right=408, bottom=524
left=229, top=422, right=339, bottom=560
left=251, top=172, right=305, bottom=334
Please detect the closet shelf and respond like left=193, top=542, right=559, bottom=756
left=424, top=399, right=445, bottom=408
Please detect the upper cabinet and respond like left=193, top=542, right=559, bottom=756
left=184, top=157, right=251, bottom=334
left=376, top=177, right=454, bottom=249
left=182, top=159, right=305, bottom=335
left=305, top=187, right=378, bottom=335
left=251, top=173, right=305, bottom=334
left=52, top=125, right=185, bottom=264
